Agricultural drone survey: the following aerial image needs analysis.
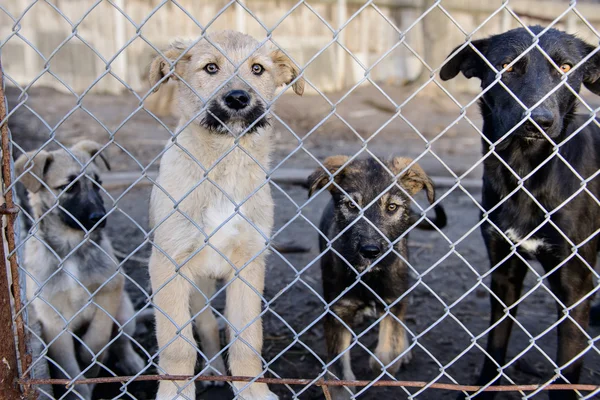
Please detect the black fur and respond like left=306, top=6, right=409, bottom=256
left=309, top=157, right=446, bottom=385
left=58, top=179, right=106, bottom=231
left=441, top=26, right=600, bottom=400
left=200, top=100, right=269, bottom=134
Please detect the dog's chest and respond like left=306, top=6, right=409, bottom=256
left=173, top=148, right=273, bottom=229
left=25, top=237, right=115, bottom=298
left=503, top=227, right=548, bottom=254
left=26, top=257, right=103, bottom=324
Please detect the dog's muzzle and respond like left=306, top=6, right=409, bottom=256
left=518, top=108, right=556, bottom=139
left=201, top=90, right=269, bottom=134
left=223, top=90, right=251, bottom=111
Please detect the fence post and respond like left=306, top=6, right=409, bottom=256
left=0, top=220, right=21, bottom=399
left=0, top=59, right=31, bottom=399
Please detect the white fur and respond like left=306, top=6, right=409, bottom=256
left=505, top=228, right=548, bottom=253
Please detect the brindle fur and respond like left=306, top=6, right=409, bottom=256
left=308, top=156, right=446, bottom=399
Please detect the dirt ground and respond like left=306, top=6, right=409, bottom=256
left=7, top=84, right=600, bottom=400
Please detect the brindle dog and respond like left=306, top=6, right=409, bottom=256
left=308, top=155, right=446, bottom=399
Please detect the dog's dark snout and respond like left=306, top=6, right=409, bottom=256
left=89, top=211, right=106, bottom=228
left=525, top=108, right=554, bottom=132
left=359, top=244, right=381, bottom=259
left=224, top=90, right=250, bottom=110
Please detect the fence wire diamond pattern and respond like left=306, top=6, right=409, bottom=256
left=0, top=1, right=600, bottom=400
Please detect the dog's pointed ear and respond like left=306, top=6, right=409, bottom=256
left=582, top=43, right=600, bottom=96
left=149, top=40, right=192, bottom=92
left=15, top=150, right=53, bottom=193
left=440, top=39, right=490, bottom=81
left=391, top=157, right=435, bottom=204
left=271, top=49, right=304, bottom=96
left=72, top=140, right=111, bottom=171
left=307, top=155, right=349, bottom=197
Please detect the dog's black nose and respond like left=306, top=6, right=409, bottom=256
left=88, top=211, right=106, bottom=228
left=359, top=244, right=381, bottom=259
left=224, top=90, right=250, bottom=110
left=527, top=108, right=554, bottom=131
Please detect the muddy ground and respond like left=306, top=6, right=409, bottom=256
left=7, top=84, right=600, bottom=400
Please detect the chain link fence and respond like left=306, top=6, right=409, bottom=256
left=1, top=0, right=600, bottom=399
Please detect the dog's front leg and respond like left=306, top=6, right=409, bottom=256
left=191, top=277, right=227, bottom=384
left=371, top=303, right=412, bottom=375
left=540, top=249, right=596, bottom=400
left=44, top=321, right=92, bottom=399
left=324, top=312, right=356, bottom=400
left=113, top=292, right=146, bottom=374
left=470, top=237, right=528, bottom=400
left=81, top=281, right=123, bottom=377
left=151, top=251, right=197, bottom=400
left=225, top=256, right=277, bottom=400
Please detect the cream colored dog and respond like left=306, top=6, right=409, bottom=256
left=148, top=31, right=303, bottom=400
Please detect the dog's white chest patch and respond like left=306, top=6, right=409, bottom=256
left=505, top=228, right=547, bottom=253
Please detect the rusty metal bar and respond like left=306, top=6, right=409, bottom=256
left=0, top=204, right=19, bottom=215
left=0, top=59, right=31, bottom=398
left=0, top=209, right=21, bottom=400
left=320, top=382, right=333, bottom=400
left=19, top=375, right=600, bottom=393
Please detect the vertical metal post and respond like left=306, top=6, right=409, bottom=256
left=0, top=222, right=21, bottom=399
left=0, top=59, right=32, bottom=398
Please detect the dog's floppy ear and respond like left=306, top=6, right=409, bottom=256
left=581, top=42, right=600, bottom=96
left=15, top=150, right=54, bottom=193
left=149, top=40, right=192, bottom=92
left=391, top=157, right=435, bottom=204
left=72, top=140, right=111, bottom=171
left=271, top=49, right=304, bottom=96
left=440, top=38, right=490, bottom=81
left=307, top=155, right=349, bottom=197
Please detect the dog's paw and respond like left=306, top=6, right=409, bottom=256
left=329, top=386, right=356, bottom=400
left=156, top=380, right=195, bottom=400
left=117, top=351, right=146, bottom=375
left=200, top=359, right=227, bottom=387
left=67, top=384, right=92, bottom=400
left=236, top=383, right=278, bottom=400
left=370, top=349, right=413, bottom=375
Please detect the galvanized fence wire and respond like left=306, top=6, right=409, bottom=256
left=0, top=0, right=599, bottom=399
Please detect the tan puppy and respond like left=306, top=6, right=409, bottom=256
left=15, top=141, right=144, bottom=400
left=147, top=31, right=303, bottom=400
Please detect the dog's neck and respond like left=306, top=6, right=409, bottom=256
left=175, top=121, right=272, bottom=168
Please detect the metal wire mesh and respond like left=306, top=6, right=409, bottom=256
left=1, top=1, right=600, bottom=399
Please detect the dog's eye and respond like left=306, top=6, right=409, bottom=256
left=346, top=200, right=357, bottom=209
left=204, top=63, right=219, bottom=74
left=502, top=63, right=514, bottom=72
left=56, top=181, right=77, bottom=193
left=252, top=64, right=264, bottom=75
left=387, top=203, right=399, bottom=212
left=93, top=175, right=102, bottom=186
left=560, top=63, right=572, bottom=73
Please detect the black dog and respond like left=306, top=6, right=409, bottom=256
left=441, top=26, right=600, bottom=399
left=308, top=155, right=446, bottom=399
